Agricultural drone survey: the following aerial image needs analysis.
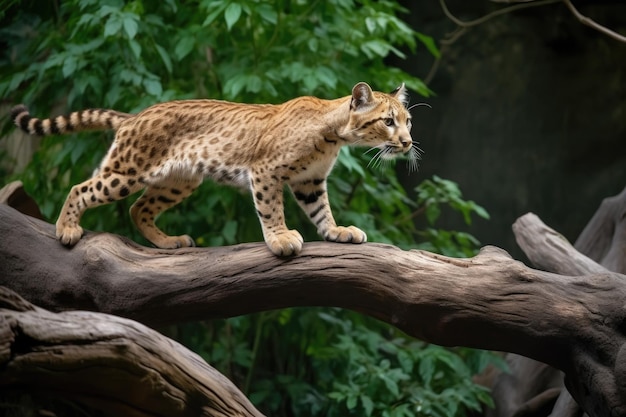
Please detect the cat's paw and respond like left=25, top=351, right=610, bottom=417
left=56, top=222, right=84, bottom=246
left=324, top=226, right=367, bottom=244
left=154, top=234, right=196, bottom=249
left=266, top=230, right=304, bottom=257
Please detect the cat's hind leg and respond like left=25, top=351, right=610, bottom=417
left=129, top=178, right=201, bottom=249
left=56, top=172, right=144, bottom=246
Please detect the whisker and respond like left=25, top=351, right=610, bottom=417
left=411, top=142, right=424, bottom=157
left=406, top=143, right=423, bottom=173
left=363, top=147, right=379, bottom=156
left=408, top=102, right=432, bottom=111
left=367, top=148, right=385, bottom=169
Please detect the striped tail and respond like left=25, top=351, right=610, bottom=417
left=10, top=105, right=133, bottom=136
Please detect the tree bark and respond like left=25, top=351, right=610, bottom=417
left=1, top=183, right=626, bottom=417
left=484, top=187, right=626, bottom=417
left=0, top=286, right=263, bottom=417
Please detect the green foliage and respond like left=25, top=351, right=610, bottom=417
left=414, top=175, right=490, bottom=257
left=320, top=313, right=496, bottom=417
left=1, top=1, right=501, bottom=416
left=177, top=308, right=502, bottom=417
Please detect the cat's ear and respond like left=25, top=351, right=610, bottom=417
left=350, top=82, right=374, bottom=111
left=389, top=83, right=408, bottom=106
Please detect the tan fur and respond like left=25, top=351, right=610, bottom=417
left=11, top=82, right=414, bottom=256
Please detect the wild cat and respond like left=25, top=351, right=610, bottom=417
left=12, top=82, right=419, bottom=256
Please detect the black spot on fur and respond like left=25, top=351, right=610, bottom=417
left=256, top=192, right=263, bottom=201
left=310, top=204, right=324, bottom=218
left=81, top=186, right=88, bottom=192
left=295, top=190, right=324, bottom=205
left=157, top=195, right=175, bottom=204
left=119, top=187, right=130, bottom=197
left=111, top=178, right=120, bottom=188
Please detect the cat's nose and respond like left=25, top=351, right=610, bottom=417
left=400, top=136, right=411, bottom=149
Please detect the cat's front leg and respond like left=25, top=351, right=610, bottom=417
left=251, top=174, right=303, bottom=256
left=290, top=179, right=367, bottom=245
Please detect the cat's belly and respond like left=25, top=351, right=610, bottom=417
left=206, top=165, right=250, bottom=189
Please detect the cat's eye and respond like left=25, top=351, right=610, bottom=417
left=384, top=118, right=395, bottom=127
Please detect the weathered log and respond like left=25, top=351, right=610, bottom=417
left=1, top=193, right=626, bottom=416
left=485, top=187, right=626, bottom=417
left=0, top=286, right=264, bottom=417
left=574, top=186, right=626, bottom=274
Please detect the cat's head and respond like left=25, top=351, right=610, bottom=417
left=343, top=82, right=421, bottom=170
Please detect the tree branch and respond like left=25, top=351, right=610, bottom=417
left=0, top=285, right=264, bottom=417
left=1, top=192, right=626, bottom=416
left=492, top=187, right=626, bottom=417
left=562, top=0, right=626, bottom=43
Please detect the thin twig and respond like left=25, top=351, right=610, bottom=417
left=426, top=0, right=561, bottom=85
left=439, top=0, right=561, bottom=28
left=426, top=0, right=626, bottom=85
left=562, top=0, right=626, bottom=43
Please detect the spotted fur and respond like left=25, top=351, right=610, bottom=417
left=11, top=82, right=414, bottom=256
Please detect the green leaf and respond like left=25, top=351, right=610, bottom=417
left=223, top=73, right=248, bottom=98
left=473, top=203, right=490, bottom=220
left=378, top=373, right=399, bottom=397
left=246, top=74, right=262, bottom=93
left=154, top=43, right=173, bottom=73
left=143, top=78, right=163, bottom=96
left=222, top=219, right=238, bottom=243
left=256, top=4, right=277, bottom=24
left=164, top=0, right=177, bottom=12
left=361, top=39, right=390, bottom=58
left=128, top=39, right=142, bottom=59
left=174, top=35, right=195, bottom=61
left=122, top=15, right=139, bottom=39
left=307, top=37, right=318, bottom=52
left=418, top=356, right=435, bottom=385
left=104, top=15, right=122, bottom=37
left=365, top=17, right=376, bottom=33
left=361, top=394, right=374, bottom=416
left=425, top=203, right=440, bottom=225
left=224, top=3, right=242, bottom=30
left=202, top=3, right=226, bottom=27
left=62, top=56, right=77, bottom=78
left=70, top=139, right=91, bottom=164
left=417, top=32, right=440, bottom=58
left=346, top=395, right=358, bottom=410
left=397, top=350, right=413, bottom=373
